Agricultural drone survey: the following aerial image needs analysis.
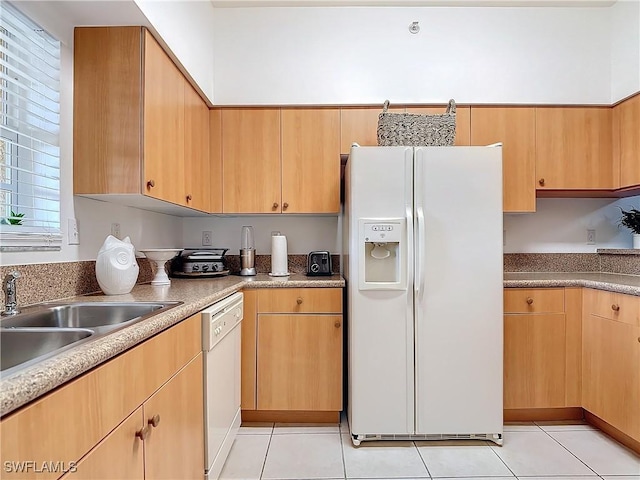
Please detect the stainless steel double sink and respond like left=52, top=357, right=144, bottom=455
left=0, top=302, right=181, bottom=376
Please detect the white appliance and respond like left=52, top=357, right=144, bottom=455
left=201, top=292, right=243, bottom=479
left=344, top=146, right=503, bottom=446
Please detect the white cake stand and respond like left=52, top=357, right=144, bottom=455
left=139, top=249, right=182, bottom=285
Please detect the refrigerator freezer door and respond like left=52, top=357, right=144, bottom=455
left=414, top=147, right=503, bottom=436
left=346, top=146, right=416, bottom=436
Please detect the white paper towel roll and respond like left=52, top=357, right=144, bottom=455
left=270, top=234, right=289, bottom=276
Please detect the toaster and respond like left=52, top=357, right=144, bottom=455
left=307, top=251, right=332, bottom=276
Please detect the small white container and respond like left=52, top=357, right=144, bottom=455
left=95, top=235, right=139, bottom=295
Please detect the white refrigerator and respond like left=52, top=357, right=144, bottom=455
left=344, top=145, right=503, bottom=446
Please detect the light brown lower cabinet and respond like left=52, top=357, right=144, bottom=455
left=62, top=356, right=204, bottom=480
left=257, top=314, right=342, bottom=411
left=144, top=354, right=204, bottom=480
left=504, top=312, right=567, bottom=408
left=504, top=286, right=640, bottom=452
left=61, top=407, right=145, bottom=480
left=241, top=288, right=343, bottom=422
left=0, top=314, right=204, bottom=480
left=582, top=289, right=640, bottom=443
left=503, top=287, right=582, bottom=411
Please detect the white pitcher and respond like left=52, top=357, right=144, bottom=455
left=95, top=235, right=139, bottom=295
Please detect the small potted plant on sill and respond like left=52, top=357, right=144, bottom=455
left=618, top=206, right=640, bottom=249
left=0, top=210, right=25, bottom=225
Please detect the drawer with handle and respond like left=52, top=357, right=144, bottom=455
left=257, top=288, right=342, bottom=314
left=584, top=288, right=640, bottom=326
left=504, top=288, right=565, bottom=314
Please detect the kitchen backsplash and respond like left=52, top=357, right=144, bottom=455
left=3, top=252, right=639, bottom=309
left=504, top=253, right=600, bottom=272
left=0, top=255, right=341, bottom=309
left=0, top=260, right=154, bottom=309
left=504, top=251, right=640, bottom=275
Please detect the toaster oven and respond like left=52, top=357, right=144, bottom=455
left=172, top=249, right=230, bottom=277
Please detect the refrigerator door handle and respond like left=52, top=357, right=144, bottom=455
left=416, top=206, right=426, bottom=296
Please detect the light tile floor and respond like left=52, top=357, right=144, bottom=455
left=220, top=416, right=640, bottom=480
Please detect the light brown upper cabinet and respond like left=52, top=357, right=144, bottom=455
left=142, top=31, right=185, bottom=206
left=471, top=107, right=536, bottom=213
left=614, top=94, right=640, bottom=190
left=281, top=108, right=341, bottom=214
left=74, top=27, right=210, bottom=211
left=209, top=109, right=223, bottom=213
left=221, top=108, right=282, bottom=213
left=535, top=107, right=613, bottom=190
left=184, top=83, right=210, bottom=212
left=340, top=106, right=403, bottom=154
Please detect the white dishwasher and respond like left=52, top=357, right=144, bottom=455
left=202, top=292, right=243, bottom=480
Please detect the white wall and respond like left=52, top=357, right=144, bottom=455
left=212, top=5, right=612, bottom=105
left=611, top=0, right=640, bottom=102
left=0, top=2, right=182, bottom=267
left=504, top=196, right=640, bottom=253
left=3, top=1, right=639, bottom=269
left=182, top=216, right=341, bottom=254
left=134, top=0, right=217, bottom=103
left=180, top=196, right=640, bottom=256
left=10, top=1, right=150, bottom=47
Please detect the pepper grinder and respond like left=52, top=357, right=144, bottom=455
left=239, top=225, right=256, bottom=276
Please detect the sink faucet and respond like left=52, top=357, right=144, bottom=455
left=2, top=271, right=21, bottom=316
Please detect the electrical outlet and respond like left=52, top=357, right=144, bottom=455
left=111, top=222, right=121, bottom=239
left=202, top=231, right=212, bottom=246
left=67, top=218, right=79, bottom=245
left=587, top=229, right=596, bottom=245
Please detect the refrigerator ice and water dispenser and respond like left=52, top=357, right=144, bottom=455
left=358, top=218, right=406, bottom=290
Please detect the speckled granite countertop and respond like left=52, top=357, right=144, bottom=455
left=0, top=274, right=344, bottom=417
left=3, top=271, right=638, bottom=417
left=504, top=272, right=640, bottom=296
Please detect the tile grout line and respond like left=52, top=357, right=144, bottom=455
left=538, top=427, right=601, bottom=477
left=339, top=430, right=348, bottom=480
left=258, top=424, right=275, bottom=480
left=412, top=440, right=434, bottom=479
left=485, top=437, right=518, bottom=478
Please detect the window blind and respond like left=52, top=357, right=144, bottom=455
left=0, top=2, right=61, bottom=251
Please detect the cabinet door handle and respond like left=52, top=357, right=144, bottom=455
left=283, top=202, right=289, bottom=210
left=147, top=180, right=155, bottom=189
left=135, top=425, right=150, bottom=440
left=334, top=321, right=341, bottom=328
left=272, top=202, right=279, bottom=210
left=186, top=194, right=192, bottom=202
left=526, top=297, right=534, bottom=305
left=611, top=304, right=620, bottom=311
left=148, top=414, right=161, bottom=428
left=538, top=178, right=545, bottom=186
left=296, top=297, right=303, bottom=305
